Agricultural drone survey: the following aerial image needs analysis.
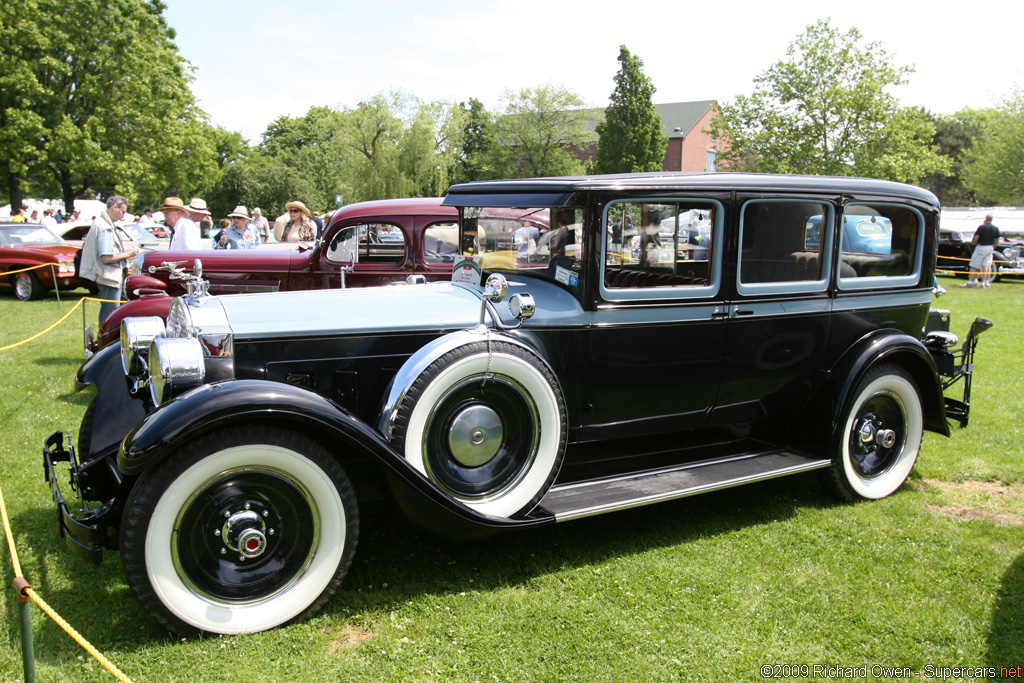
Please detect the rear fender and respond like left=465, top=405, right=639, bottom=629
left=120, top=379, right=555, bottom=536
left=831, top=330, right=948, bottom=437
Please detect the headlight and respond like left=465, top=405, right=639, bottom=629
left=147, top=337, right=205, bottom=405
left=166, top=297, right=233, bottom=357
left=121, top=316, right=167, bottom=376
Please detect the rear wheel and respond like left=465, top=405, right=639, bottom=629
left=121, top=426, right=358, bottom=635
left=824, top=364, right=923, bottom=501
left=13, top=272, right=44, bottom=300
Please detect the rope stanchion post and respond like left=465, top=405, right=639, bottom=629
left=14, top=577, right=37, bottom=683
left=49, top=263, right=62, bottom=309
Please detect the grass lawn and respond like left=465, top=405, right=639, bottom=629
left=1, top=279, right=1022, bottom=683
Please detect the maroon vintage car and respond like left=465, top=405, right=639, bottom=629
left=91, top=197, right=459, bottom=348
left=0, top=222, right=90, bottom=300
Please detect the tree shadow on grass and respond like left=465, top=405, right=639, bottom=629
left=2, top=471, right=842, bottom=658
left=986, top=552, right=1024, bottom=671
left=327, top=471, right=841, bottom=618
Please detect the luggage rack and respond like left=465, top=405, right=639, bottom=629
left=924, top=316, right=993, bottom=428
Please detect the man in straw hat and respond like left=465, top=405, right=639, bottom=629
left=217, top=206, right=259, bottom=250
left=163, top=196, right=203, bottom=250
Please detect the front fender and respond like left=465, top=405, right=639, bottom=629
left=96, top=296, right=174, bottom=349
left=77, top=343, right=148, bottom=461
left=119, top=379, right=556, bottom=535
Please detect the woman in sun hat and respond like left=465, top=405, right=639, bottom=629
left=216, top=205, right=259, bottom=250
left=279, top=200, right=316, bottom=243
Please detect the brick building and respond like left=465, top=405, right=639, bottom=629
left=578, top=100, right=725, bottom=173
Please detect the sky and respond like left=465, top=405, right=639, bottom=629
left=162, top=0, right=1023, bottom=144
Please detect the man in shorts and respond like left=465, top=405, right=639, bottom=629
left=964, top=214, right=1001, bottom=288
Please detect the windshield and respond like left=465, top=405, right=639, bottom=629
left=459, top=206, right=584, bottom=281
left=0, top=224, right=64, bottom=246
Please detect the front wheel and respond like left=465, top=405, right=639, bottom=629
left=824, top=364, right=923, bottom=501
left=13, top=271, right=44, bottom=300
left=120, top=426, right=358, bottom=635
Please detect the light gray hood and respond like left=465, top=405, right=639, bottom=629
left=216, top=282, right=482, bottom=340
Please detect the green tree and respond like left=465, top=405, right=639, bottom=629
left=454, top=98, right=493, bottom=184
left=962, top=87, right=1024, bottom=205
left=920, top=109, right=993, bottom=206
left=0, top=0, right=210, bottom=210
left=709, top=19, right=949, bottom=183
left=259, top=106, right=350, bottom=211
left=208, top=158, right=314, bottom=220
left=590, top=46, right=666, bottom=174
left=486, top=85, right=594, bottom=179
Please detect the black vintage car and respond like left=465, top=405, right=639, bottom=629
left=44, top=173, right=988, bottom=636
left=937, top=224, right=1024, bottom=278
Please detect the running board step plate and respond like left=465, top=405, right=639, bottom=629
left=540, top=451, right=830, bottom=521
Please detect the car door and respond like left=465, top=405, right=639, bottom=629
left=582, top=197, right=729, bottom=445
left=312, top=217, right=414, bottom=289
left=712, top=196, right=836, bottom=435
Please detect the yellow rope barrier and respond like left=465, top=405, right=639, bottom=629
left=0, top=480, right=136, bottom=683
left=0, top=296, right=121, bottom=352
left=0, top=298, right=85, bottom=351
left=0, top=263, right=53, bottom=276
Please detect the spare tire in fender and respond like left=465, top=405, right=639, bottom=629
left=390, top=339, right=567, bottom=518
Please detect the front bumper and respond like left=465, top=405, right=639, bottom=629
left=42, top=431, right=111, bottom=564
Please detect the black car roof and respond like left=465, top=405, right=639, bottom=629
left=444, top=172, right=939, bottom=207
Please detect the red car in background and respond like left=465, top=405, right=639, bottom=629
left=91, top=197, right=459, bottom=348
left=0, top=222, right=90, bottom=300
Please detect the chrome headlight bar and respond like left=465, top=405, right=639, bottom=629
left=120, top=295, right=234, bottom=406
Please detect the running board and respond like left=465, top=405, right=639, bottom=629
left=539, top=451, right=830, bottom=522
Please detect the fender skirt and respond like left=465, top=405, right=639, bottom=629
left=119, top=379, right=556, bottom=535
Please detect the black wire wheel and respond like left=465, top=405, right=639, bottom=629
left=391, top=340, right=566, bottom=518
left=826, top=364, right=923, bottom=501
left=120, top=426, right=358, bottom=635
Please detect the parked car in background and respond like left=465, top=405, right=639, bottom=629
left=58, top=221, right=170, bottom=251
left=44, top=173, right=989, bottom=636
left=937, top=225, right=1024, bottom=278
left=86, top=197, right=460, bottom=350
left=0, top=222, right=89, bottom=300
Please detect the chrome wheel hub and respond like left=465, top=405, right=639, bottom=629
left=447, top=404, right=503, bottom=467
left=221, top=508, right=269, bottom=559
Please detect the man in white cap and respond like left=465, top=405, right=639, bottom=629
left=249, top=207, right=270, bottom=244
left=166, top=197, right=206, bottom=250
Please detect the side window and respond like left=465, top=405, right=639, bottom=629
left=738, top=200, right=831, bottom=293
left=422, top=221, right=458, bottom=265
left=326, top=222, right=406, bottom=265
left=838, top=204, right=921, bottom=286
left=603, top=199, right=717, bottom=295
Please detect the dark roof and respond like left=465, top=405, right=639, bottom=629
left=445, top=172, right=939, bottom=207
left=655, top=100, right=717, bottom=138
left=579, top=100, right=718, bottom=138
